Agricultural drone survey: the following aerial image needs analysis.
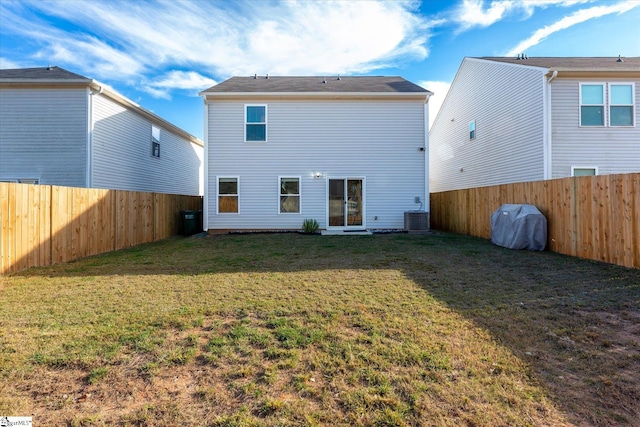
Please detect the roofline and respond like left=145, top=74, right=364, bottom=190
left=0, top=77, right=203, bottom=147
left=472, top=57, right=640, bottom=77
left=200, top=91, right=432, bottom=101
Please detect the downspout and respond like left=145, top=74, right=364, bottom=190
left=201, top=95, right=209, bottom=232
left=424, top=92, right=433, bottom=216
left=87, top=83, right=103, bottom=188
left=544, top=70, right=557, bottom=180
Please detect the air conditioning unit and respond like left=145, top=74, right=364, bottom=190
left=404, top=211, right=430, bottom=232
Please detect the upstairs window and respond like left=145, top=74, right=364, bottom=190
left=245, top=105, right=267, bottom=142
left=279, top=177, right=301, bottom=214
left=580, top=84, right=604, bottom=126
left=610, top=84, right=634, bottom=126
left=469, top=120, right=476, bottom=140
left=572, top=167, right=598, bottom=177
left=151, top=125, right=161, bottom=157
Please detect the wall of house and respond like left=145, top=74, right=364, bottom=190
left=0, top=87, right=88, bottom=186
left=550, top=77, right=640, bottom=177
left=429, top=58, right=546, bottom=192
left=206, top=98, right=427, bottom=231
left=91, top=94, right=203, bottom=195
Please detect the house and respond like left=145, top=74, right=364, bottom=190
left=429, top=56, right=640, bottom=192
left=199, top=76, right=432, bottom=232
left=0, top=66, right=203, bottom=195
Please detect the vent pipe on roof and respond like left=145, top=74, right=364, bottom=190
left=266, top=74, right=269, bottom=79
left=516, top=54, right=521, bottom=60
left=617, top=55, right=623, bottom=63
left=253, top=74, right=257, bottom=79
left=322, top=77, right=327, bottom=83
left=337, top=74, right=341, bottom=80
left=47, top=64, right=53, bottom=70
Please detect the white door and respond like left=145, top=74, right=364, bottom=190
left=327, top=178, right=365, bottom=229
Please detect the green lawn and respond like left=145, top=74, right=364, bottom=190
left=1, top=232, right=639, bottom=426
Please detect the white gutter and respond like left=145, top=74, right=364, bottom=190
left=86, top=84, right=104, bottom=188
left=543, top=70, right=558, bottom=180
left=201, top=96, right=209, bottom=232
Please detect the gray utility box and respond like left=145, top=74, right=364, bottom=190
left=404, top=211, right=430, bottom=233
left=490, top=204, right=547, bottom=251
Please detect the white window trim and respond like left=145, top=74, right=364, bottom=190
left=278, top=176, right=302, bottom=214
left=244, top=104, right=268, bottom=143
left=216, top=176, right=240, bottom=214
left=609, top=82, right=635, bottom=127
left=579, top=82, right=605, bottom=128
left=571, top=166, right=598, bottom=177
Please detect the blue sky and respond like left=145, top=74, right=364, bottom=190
left=1, top=0, right=639, bottom=140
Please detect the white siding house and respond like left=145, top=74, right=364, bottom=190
left=200, top=76, right=432, bottom=232
left=0, top=66, right=203, bottom=195
left=430, top=56, right=640, bottom=192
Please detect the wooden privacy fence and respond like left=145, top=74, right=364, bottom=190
left=430, top=173, right=639, bottom=269
left=1, top=183, right=202, bottom=275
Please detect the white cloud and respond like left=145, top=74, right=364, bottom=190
left=418, top=80, right=452, bottom=129
left=505, top=1, right=640, bottom=56
left=0, top=57, right=23, bottom=69
left=1, top=0, right=433, bottom=95
left=454, top=0, right=590, bottom=31
left=143, top=71, right=217, bottom=99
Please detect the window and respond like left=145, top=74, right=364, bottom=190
left=217, top=177, right=239, bottom=213
left=571, top=167, right=598, bottom=177
left=151, top=125, right=161, bottom=157
left=580, top=84, right=604, bottom=126
left=580, top=82, right=635, bottom=127
left=18, top=178, right=39, bottom=184
left=279, top=177, right=300, bottom=214
left=610, top=84, right=634, bottom=126
left=469, top=120, right=476, bottom=139
left=245, top=105, right=267, bottom=142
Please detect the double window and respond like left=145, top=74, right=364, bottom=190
left=217, top=177, right=239, bottom=213
left=245, top=105, right=267, bottom=142
left=279, top=177, right=300, bottom=214
left=580, top=83, right=635, bottom=127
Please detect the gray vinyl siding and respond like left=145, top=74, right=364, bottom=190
left=92, top=94, right=202, bottom=195
left=207, top=99, right=426, bottom=230
left=550, top=78, right=640, bottom=177
left=429, top=58, right=546, bottom=192
left=0, top=87, right=88, bottom=186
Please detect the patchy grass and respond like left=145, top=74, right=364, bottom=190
left=1, top=232, right=639, bottom=426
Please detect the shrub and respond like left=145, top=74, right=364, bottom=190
left=301, top=218, right=319, bottom=234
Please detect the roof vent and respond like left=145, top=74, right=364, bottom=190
left=617, top=55, right=623, bottom=63
left=337, top=74, right=341, bottom=81
left=253, top=74, right=257, bottom=79
left=322, top=77, right=327, bottom=84
left=516, top=54, right=521, bottom=60
left=46, top=64, right=53, bottom=70
left=266, top=74, right=269, bottom=79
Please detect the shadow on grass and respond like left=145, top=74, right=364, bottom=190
left=6, top=231, right=640, bottom=425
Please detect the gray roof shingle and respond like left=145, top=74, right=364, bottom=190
left=479, top=56, right=640, bottom=71
left=202, top=76, right=429, bottom=94
left=0, top=66, right=91, bottom=81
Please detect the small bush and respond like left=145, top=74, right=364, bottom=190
left=301, top=218, right=319, bottom=234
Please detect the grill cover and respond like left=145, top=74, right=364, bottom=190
left=490, top=204, right=547, bottom=251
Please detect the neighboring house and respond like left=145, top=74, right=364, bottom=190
left=0, top=66, right=203, bottom=195
left=199, top=76, right=432, bottom=232
left=429, top=56, right=640, bottom=192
